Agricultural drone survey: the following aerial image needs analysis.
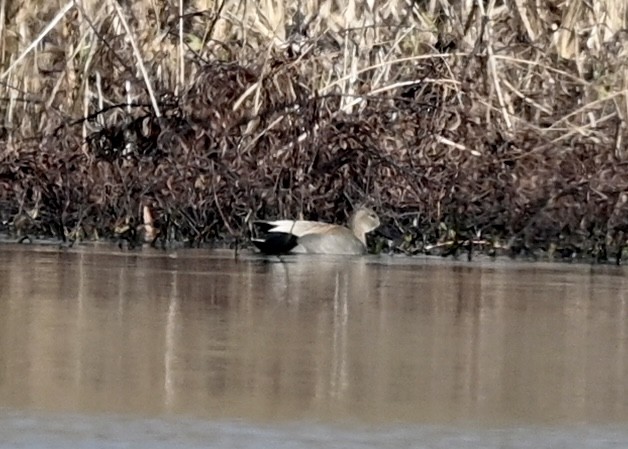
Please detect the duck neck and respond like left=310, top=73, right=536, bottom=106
left=350, top=221, right=368, bottom=246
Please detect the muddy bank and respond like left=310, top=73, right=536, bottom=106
left=2, top=23, right=628, bottom=262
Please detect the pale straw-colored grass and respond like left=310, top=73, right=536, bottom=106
left=0, top=0, right=627, bottom=143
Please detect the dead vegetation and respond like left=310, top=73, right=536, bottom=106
left=1, top=0, right=628, bottom=262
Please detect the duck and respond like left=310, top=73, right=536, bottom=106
left=252, top=207, right=380, bottom=255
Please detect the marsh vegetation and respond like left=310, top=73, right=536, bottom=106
left=1, top=0, right=628, bottom=261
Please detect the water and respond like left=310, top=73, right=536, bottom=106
left=1, top=243, right=628, bottom=447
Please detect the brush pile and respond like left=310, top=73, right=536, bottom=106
left=1, top=0, right=628, bottom=261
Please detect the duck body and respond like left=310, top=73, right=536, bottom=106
left=252, top=208, right=380, bottom=256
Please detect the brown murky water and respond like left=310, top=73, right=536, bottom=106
left=1, top=243, right=628, bottom=448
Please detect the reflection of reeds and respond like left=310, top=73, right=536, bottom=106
left=0, top=1, right=628, bottom=260
left=3, top=250, right=628, bottom=421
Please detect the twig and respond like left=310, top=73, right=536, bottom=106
left=0, top=0, right=75, bottom=80
left=110, top=0, right=161, bottom=117
left=476, top=0, right=512, bottom=129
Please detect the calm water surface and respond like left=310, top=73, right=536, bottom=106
left=1, top=243, right=628, bottom=448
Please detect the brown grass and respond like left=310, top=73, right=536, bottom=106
left=1, top=0, right=628, bottom=261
